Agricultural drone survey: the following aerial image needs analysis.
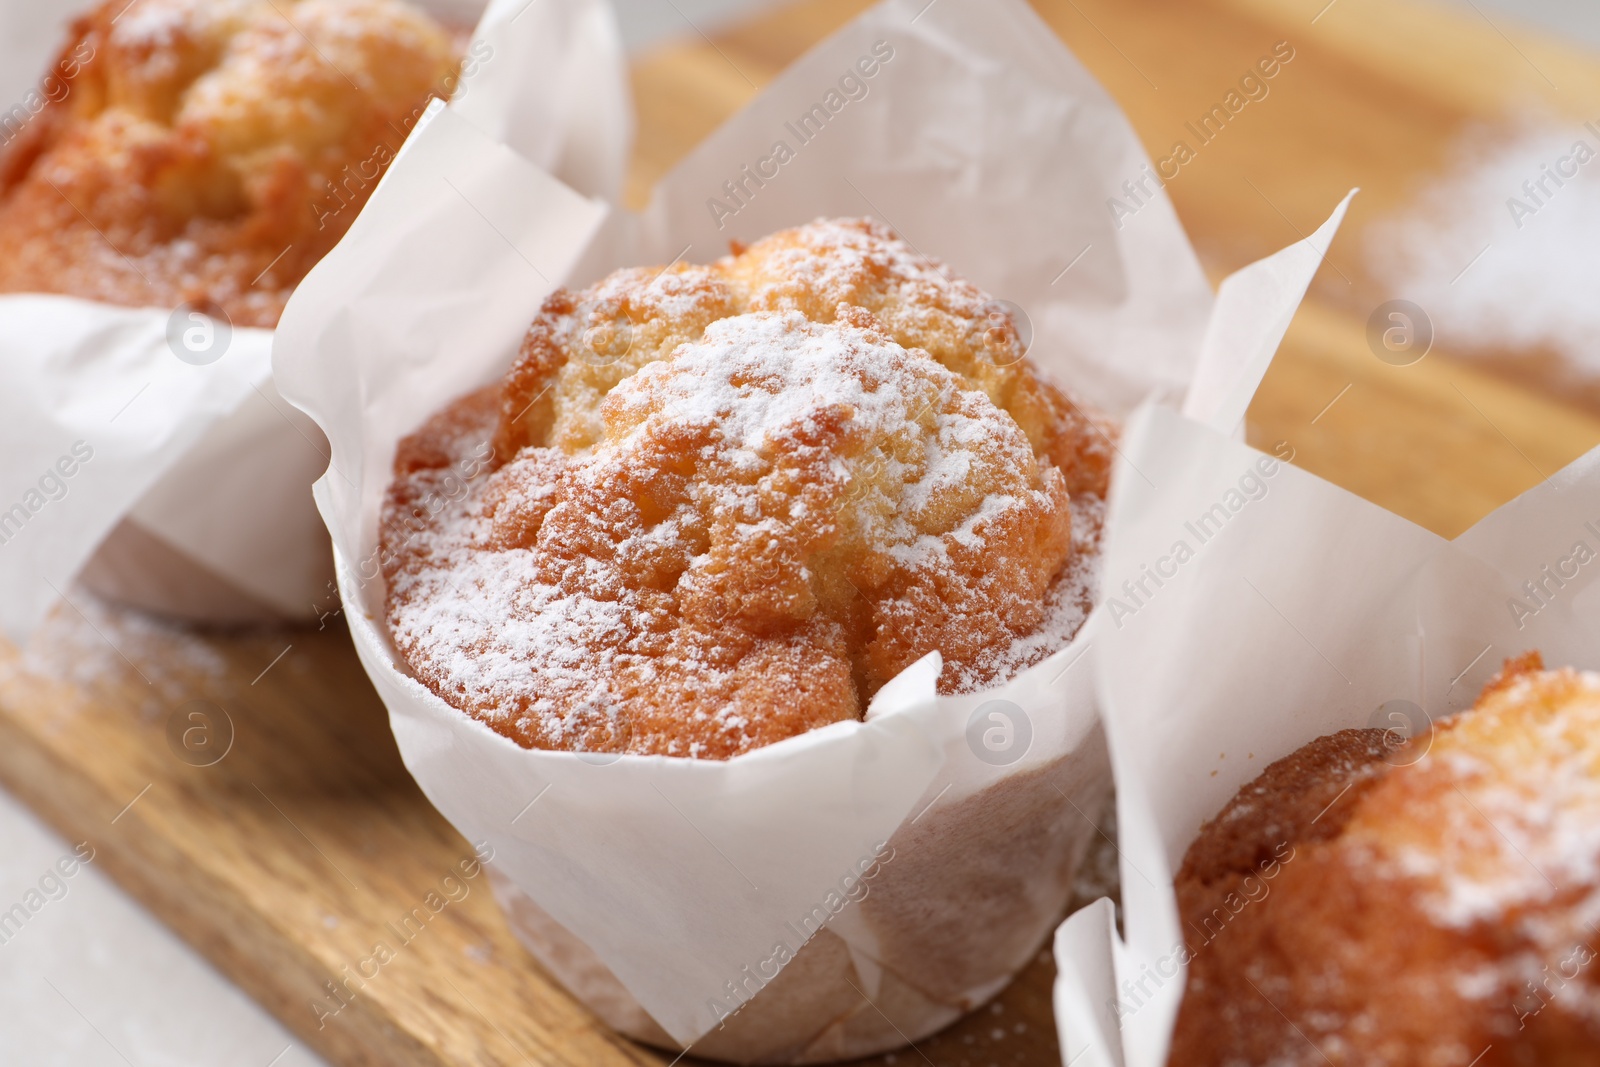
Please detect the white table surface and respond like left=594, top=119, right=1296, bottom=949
left=0, top=794, right=322, bottom=1067
left=0, top=0, right=1595, bottom=1064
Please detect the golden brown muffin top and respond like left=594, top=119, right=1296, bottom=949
left=0, top=0, right=459, bottom=326
left=382, top=219, right=1114, bottom=759
left=1169, top=653, right=1600, bottom=1066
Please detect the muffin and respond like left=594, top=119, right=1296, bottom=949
left=0, top=0, right=462, bottom=622
left=1169, top=653, right=1600, bottom=1065
left=0, top=0, right=462, bottom=327
left=381, top=217, right=1116, bottom=758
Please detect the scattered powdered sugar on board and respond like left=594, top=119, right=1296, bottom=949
left=1368, top=116, right=1600, bottom=375
left=0, top=588, right=231, bottom=721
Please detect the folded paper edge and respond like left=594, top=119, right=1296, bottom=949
left=1181, top=189, right=1358, bottom=435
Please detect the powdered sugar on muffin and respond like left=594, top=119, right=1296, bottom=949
left=1169, top=654, right=1600, bottom=1065
left=384, top=219, right=1114, bottom=758
left=0, top=0, right=460, bottom=326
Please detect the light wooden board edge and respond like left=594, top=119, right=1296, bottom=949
left=0, top=625, right=668, bottom=1067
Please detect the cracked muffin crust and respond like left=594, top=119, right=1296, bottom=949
left=1170, top=653, right=1600, bottom=1066
left=382, top=218, right=1116, bottom=759
left=0, top=0, right=460, bottom=326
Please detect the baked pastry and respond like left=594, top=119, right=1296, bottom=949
left=381, top=218, right=1116, bottom=759
left=0, top=0, right=460, bottom=327
left=1169, top=653, right=1600, bottom=1066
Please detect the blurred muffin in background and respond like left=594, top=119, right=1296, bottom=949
left=0, top=0, right=462, bottom=326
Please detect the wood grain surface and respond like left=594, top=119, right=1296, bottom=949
left=0, top=1, right=1597, bottom=1066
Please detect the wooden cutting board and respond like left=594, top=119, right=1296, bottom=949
left=1, top=1, right=1598, bottom=1066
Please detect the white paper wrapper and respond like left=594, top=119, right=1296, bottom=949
left=1052, top=404, right=1600, bottom=1066
left=0, top=0, right=630, bottom=636
left=274, top=0, right=1351, bottom=1057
